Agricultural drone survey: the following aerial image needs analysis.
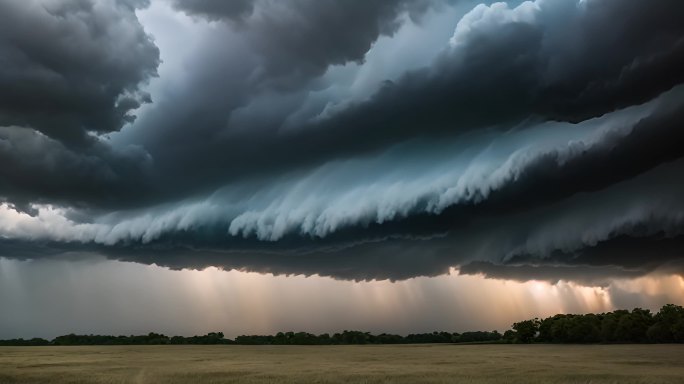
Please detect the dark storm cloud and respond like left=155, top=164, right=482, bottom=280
left=451, top=93, right=684, bottom=216
left=129, top=0, right=684, bottom=206
left=121, top=0, right=441, bottom=204
left=3, top=147, right=684, bottom=282
left=171, top=0, right=255, bottom=22
left=506, top=234, right=684, bottom=275
left=173, top=0, right=432, bottom=84
left=288, top=0, right=684, bottom=155
left=102, top=117, right=684, bottom=281
left=459, top=234, right=684, bottom=286
left=244, top=0, right=433, bottom=86
left=0, top=231, right=454, bottom=281
left=458, top=261, right=648, bottom=287
left=0, top=126, right=154, bottom=213
left=538, top=0, right=684, bottom=122
left=1, top=0, right=684, bottom=283
left=3, top=0, right=683, bottom=206
left=0, top=0, right=159, bottom=146
left=2, top=206, right=683, bottom=283
left=122, top=87, right=684, bottom=246
left=114, top=155, right=684, bottom=281
left=0, top=0, right=438, bottom=211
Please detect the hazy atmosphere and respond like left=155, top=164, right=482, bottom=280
left=1, top=0, right=684, bottom=339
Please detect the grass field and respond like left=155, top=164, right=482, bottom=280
left=1, top=344, right=683, bottom=383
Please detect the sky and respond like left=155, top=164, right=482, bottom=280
left=1, top=0, right=684, bottom=339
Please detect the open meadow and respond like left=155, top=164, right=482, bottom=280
left=1, top=344, right=683, bottom=383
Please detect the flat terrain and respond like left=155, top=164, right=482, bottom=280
left=1, top=344, right=683, bottom=383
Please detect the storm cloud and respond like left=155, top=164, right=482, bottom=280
left=0, top=0, right=159, bottom=146
left=0, top=0, right=683, bottom=283
left=114, top=0, right=684, bottom=207
left=171, top=0, right=255, bottom=22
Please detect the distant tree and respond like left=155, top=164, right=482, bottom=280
left=550, top=315, right=572, bottom=342
left=648, top=304, right=684, bottom=343
left=502, top=330, right=516, bottom=343
left=614, top=309, right=653, bottom=343
left=509, top=305, right=684, bottom=345
left=672, top=319, right=684, bottom=343
left=458, top=331, right=501, bottom=343
left=0, top=338, right=49, bottom=346
left=568, top=314, right=601, bottom=343
left=600, top=310, right=626, bottom=342
left=512, top=319, right=539, bottom=343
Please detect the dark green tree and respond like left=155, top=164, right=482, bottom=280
left=512, top=319, right=539, bottom=343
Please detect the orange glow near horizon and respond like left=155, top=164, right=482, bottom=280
left=131, top=264, right=682, bottom=336
left=1, top=257, right=683, bottom=339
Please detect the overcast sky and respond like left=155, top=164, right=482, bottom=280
left=1, top=0, right=684, bottom=338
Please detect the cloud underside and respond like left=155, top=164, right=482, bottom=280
left=0, top=0, right=684, bottom=282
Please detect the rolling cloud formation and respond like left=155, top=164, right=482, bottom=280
left=1, top=0, right=684, bottom=282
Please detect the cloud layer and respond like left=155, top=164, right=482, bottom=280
left=1, top=0, right=683, bottom=282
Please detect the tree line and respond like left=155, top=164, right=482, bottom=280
left=0, top=330, right=501, bottom=346
left=0, top=332, right=229, bottom=346
left=233, top=330, right=502, bottom=345
left=506, top=304, right=684, bottom=344
left=1, top=304, right=682, bottom=346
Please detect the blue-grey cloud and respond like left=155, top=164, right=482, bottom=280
left=0, top=0, right=683, bottom=282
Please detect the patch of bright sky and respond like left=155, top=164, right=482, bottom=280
left=3, top=257, right=680, bottom=340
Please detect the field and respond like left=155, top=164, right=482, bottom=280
left=1, top=344, right=683, bottom=383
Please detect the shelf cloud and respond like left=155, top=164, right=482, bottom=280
left=1, top=0, right=683, bottom=284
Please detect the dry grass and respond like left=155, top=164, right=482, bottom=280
left=1, top=344, right=683, bottom=383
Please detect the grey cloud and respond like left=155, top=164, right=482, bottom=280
left=171, top=0, right=255, bottom=22
left=245, top=0, right=434, bottom=87
left=2, top=147, right=684, bottom=281
left=0, top=0, right=159, bottom=146
left=126, top=0, right=684, bottom=209
left=295, top=0, right=684, bottom=153
left=1, top=0, right=684, bottom=284
left=459, top=236, right=684, bottom=286
left=121, top=90, right=684, bottom=246
left=172, top=0, right=433, bottom=85
left=458, top=261, right=648, bottom=287
left=0, top=126, right=155, bottom=212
